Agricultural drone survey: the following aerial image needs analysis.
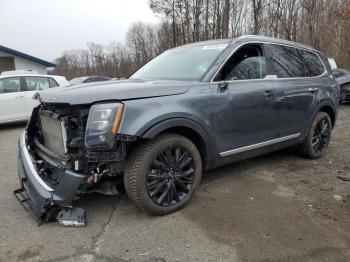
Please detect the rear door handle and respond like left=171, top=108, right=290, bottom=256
left=308, top=87, right=318, bottom=93
left=14, top=95, right=25, bottom=99
left=262, top=90, right=274, bottom=97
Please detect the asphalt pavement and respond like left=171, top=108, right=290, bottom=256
left=0, top=106, right=349, bottom=262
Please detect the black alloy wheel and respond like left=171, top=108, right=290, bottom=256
left=146, top=147, right=195, bottom=206
left=311, top=117, right=331, bottom=155
left=124, top=133, right=202, bottom=215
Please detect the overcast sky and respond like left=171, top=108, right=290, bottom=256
left=0, top=0, right=159, bottom=62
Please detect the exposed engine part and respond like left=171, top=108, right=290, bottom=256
left=21, top=103, right=134, bottom=226
left=87, top=175, right=94, bottom=184
left=69, top=137, right=84, bottom=148
left=87, top=163, right=109, bottom=184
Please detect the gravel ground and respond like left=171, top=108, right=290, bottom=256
left=0, top=105, right=349, bottom=262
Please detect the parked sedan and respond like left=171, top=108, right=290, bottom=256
left=69, top=76, right=111, bottom=85
left=0, top=74, right=69, bottom=124
left=333, top=69, right=350, bottom=103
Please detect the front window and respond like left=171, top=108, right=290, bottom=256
left=214, top=44, right=267, bottom=81
left=130, top=43, right=229, bottom=81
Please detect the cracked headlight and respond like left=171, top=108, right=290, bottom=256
left=85, top=103, right=123, bottom=149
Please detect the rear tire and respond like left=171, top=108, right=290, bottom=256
left=299, top=112, right=332, bottom=159
left=124, top=133, right=202, bottom=215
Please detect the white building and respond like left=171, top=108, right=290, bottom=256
left=0, top=45, right=55, bottom=74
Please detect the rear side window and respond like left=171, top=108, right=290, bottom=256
left=266, top=44, right=304, bottom=78
left=25, top=76, right=50, bottom=91
left=301, top=50, right=325, bottom=77
left=214, top=44, right=267, bottom=81
left=0, top=77, right=21, bottom=94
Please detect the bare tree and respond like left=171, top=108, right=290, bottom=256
left=51, top=0, right=350, bottom=79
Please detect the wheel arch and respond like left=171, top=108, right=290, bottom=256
left=141, top=118, right=214, bottom=170
left=318, top=103, right=336, bottom=127
left=302, top=100, right=337, bottom=140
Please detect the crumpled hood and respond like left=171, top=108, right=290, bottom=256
left=38, top=79, right=193, bottom=105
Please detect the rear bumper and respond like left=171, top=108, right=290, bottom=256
left=16, top=131, right=85, bottom=222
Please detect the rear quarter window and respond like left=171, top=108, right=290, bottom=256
left=300, top=50, right=325, bottom=77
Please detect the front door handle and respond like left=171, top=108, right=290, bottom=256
left=262, top=90, right=274, bottom=97
left=14, top=95, right=25, bottom=99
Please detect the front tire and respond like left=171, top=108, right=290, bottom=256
left=124, top=133, right=202, bottom=215
left=299, top=112, right=332, bottom=159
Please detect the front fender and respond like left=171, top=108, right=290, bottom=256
left=117, top=91, right=215, bottom=169
left=141, top=117, right=214, bottom=170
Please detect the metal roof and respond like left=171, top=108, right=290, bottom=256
left=0, top=45, right=56, bottom=67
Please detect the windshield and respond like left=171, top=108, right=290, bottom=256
left=70, top=76, right=89, bottom=85
left=130, top=43, right=229, bottom=81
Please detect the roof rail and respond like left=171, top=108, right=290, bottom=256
left=237, top=35, right=314, bottom=50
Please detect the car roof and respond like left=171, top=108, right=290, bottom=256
left=0, top=74, right=63, bottom=79
left=173, top=35, right=318, bottom=53
left=235, top=35, right=316, bottom=51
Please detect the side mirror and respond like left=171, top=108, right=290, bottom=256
left=218, top=82, right=228, bottom=93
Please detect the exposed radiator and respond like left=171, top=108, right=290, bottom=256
left=39, top=112, right=67, bottom=156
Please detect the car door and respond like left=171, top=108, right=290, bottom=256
left=23, top=76, right=51, bottom=117
left=0, top=76, right=26, bottom=123
left=211, top=43, right=278, bottom=157
left=264, top=44, right=324, bottom=137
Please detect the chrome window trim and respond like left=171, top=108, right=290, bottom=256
left=20, top=132, right=54, bottom=192
left=219, top=133, right=301, bottom=157
left=210, top=40, right=327, bottom=84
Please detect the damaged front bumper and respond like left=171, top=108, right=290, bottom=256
left=15, top=131, right=86, bottom=226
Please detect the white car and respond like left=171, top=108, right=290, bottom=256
left=0, top=73, right=69, bottom=124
